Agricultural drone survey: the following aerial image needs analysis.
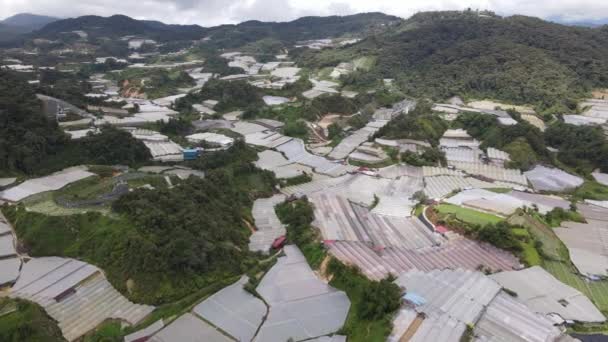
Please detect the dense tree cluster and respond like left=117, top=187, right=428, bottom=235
left=455, top=112, right=549, bottom=170
left=358, top=278, right=402, bottom=320
left=275, top=197, right=326, bottom=268
left=374, top=102, right=448, bottom=146
left=545, top=122, right=608, bottom=173
left=0, top=298, right=64, bottom=342
left=176, top=80, right=264, bottom=113
left=5, top=159, right=275, bottom=303
left=0, top=72, right=150, bottom=176
left=401, top=148, right=446, bottom=167
left=0, top=70, right=68, bottom=175
left=477, top=222, right=522, bottom=252
left=302, top=12, right=608, bottom=113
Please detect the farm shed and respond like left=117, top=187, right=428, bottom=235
left=525, top=165, right=584, bottom=192
left=508, top=191, right=571, bottom=214
left=328, top=122, right=385, bottom=160
left=245, top=131, right=292, bottom=148
left=554, top=220, right=608, bottom=277
left=253, top=118, right=285, bottom=129
left=310, top=193, right=437, bottom=249
left=0, top=215, right=12, bottom=235
left=474, top=292, right=562, bottom=342
left=254, top=245, right=350, bottom=342
left=423, top=175, right=519, bottom=200
left=276, top=139, right=355, bottom=177
left=377, top=164, right=424, bottom=179
left=0, top=178, right=17, bottom=189
left=0, top=167, right=94, bottom=202
left=230, top=121, right=268, bottom=135
left=186, top=132, right=234, bottom=148
left=490, top=266, right=606, bottom=323
left=262, top=95, right=290, bottom=106
left=150, top=313, right=231, bottom=342
left=443, top=147, right=483, bottom=164
left=329, top=237, right=519, bottom=281
left=124, top=319, right=164, bottom=342
left=0, top=258, right=21, bottom=286
left=592, top=172, right=608, bottom=186
left=578, top=203, right=608, bottom=222
left=449, top=161, right=528, bottom=186
left=248, top=194, right=287, bottom=253
left=193, top=276, right=266, bottom=341
left=390, top=269, right=562, bottom=342
left=396, top=268, right=501, bottom=321
left=11, top=257, right=154, bottom=341
left=0, top=234, right=16, bottom=258
left=143, top=141, right=184, bottom=162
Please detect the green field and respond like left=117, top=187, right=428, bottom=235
left=435, top=204, right=503, bottom=226
left=574, top=181, right=608, bottom=201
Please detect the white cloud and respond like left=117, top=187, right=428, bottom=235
left=2, top=0, right=608, bottom=25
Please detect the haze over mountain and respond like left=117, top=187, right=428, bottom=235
left=2, top=13, right=60, bottom=31
left=0, top=13, right=60, bottom=41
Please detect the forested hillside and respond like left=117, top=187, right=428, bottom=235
left=0, top=70, right=68, bottom=175
left=202, top=12, right=400, bottom=49
left=297, top=11, right=608, bottom=113
left=0, top=71, right=150, bottom=176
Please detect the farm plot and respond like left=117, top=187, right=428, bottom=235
left=435, top=204, right=503, bottom=226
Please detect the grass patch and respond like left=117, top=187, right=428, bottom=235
left=436, top=204, right=503, bottom=226
left=520, top=240, right=542, bottom=266
left=0, top=298, right=64, bottom=342
left=485, top=188, right=513, bottom=194
left=574, top=181, right=608, bottom=201
left=83, top=320, right=123, bottom=342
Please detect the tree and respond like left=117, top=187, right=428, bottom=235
left=358, top=278, right=402, bottom=320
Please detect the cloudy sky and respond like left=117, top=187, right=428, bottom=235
left=2, top=0, right=608, bottom=26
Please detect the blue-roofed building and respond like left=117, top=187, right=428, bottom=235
left=403, top=292, right=427, bottom=306
left=183, top=148, right=199, bottom=160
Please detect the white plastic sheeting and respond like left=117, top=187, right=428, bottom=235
left=395, top=268, right=502, bottom=325
left=254, top=150, right=310, bottom=179
left=311, top=193, right=436, bottom=249
left=0, top=258, right=21, bottom=285
left=593, top=172, right=608, bottom=187
left=328, top=122, right=385, bottom=160
left=248, top=194, right=287, bottom=253
left=193, top=276, right=266, bottom=341
left=525, top=165, right=584, bottom=192
left=254, top=245, right=350, bottom=342
left=12, top=257, right=154, bottom=341
left=449, top=161, right=528, bottom=186
left=474, top=292, right=562, bottom=342
left=276, top=139, right=355, bottom=177
left=491, top=266, right=606, bottom=323
left=423, top=175, right=520, bottom=200
left=0, top=234, right=16, bottom=258
left=1, top=167, right=94, bottom=202
left=554, top=220, right=608, bottom=277
left=150, top=313, right=231, bottom=342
